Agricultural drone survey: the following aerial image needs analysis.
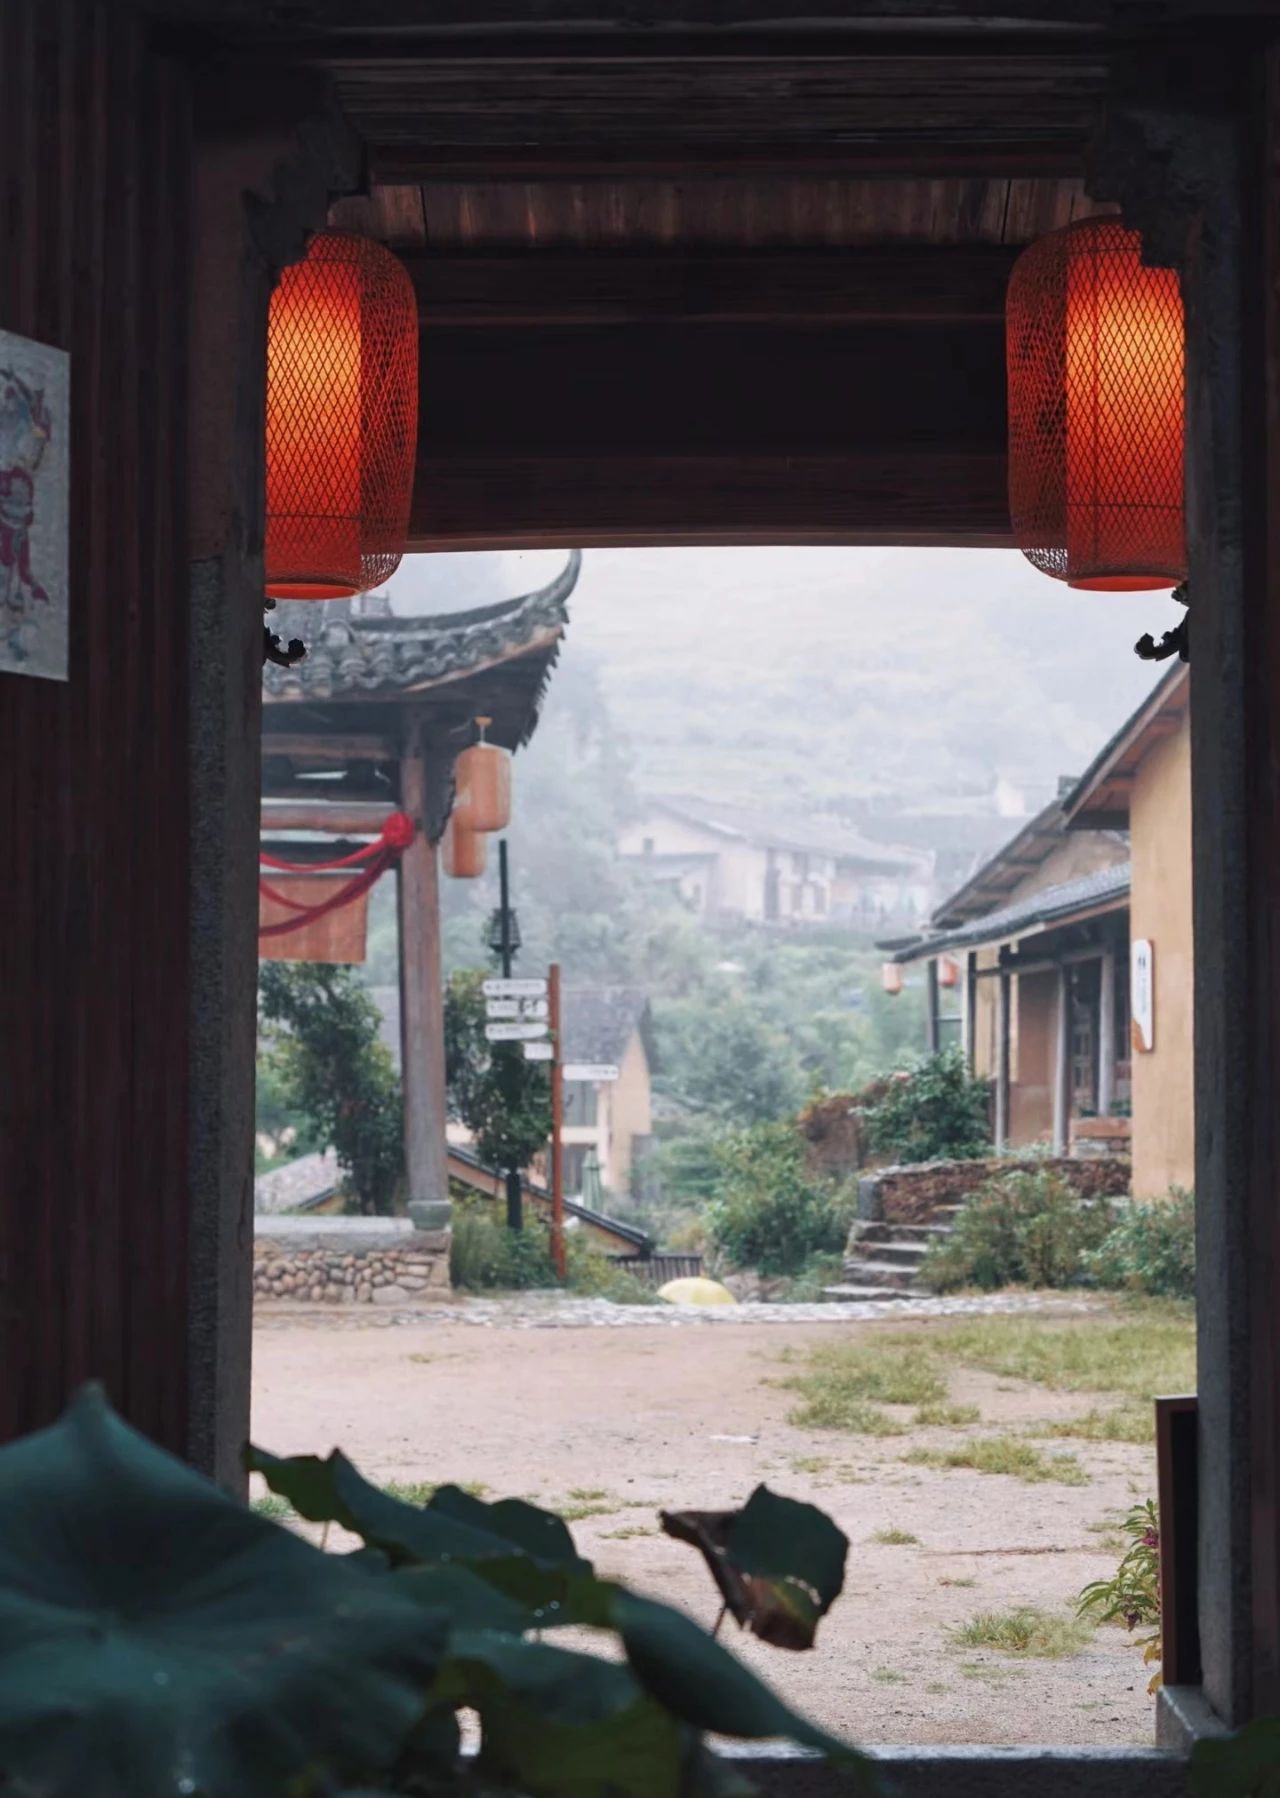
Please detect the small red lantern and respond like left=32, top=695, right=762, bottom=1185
left=1006, top=216, right=1186, bottom=591
left=938, top=955, right=960, bottom=989
left=453, top=717, right=512, bottom=835
left=442, top=814, right=487, bottom=880
left=881, top=962, right=903, bottom=997
left=265, top=231, right=418, bottom=600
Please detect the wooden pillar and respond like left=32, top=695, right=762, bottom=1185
left=925, top=957, right=941, bottom=1055
left=1095, top=44, right=1280, bottom=1724
left=1098, top=946, right=1117, bottom=1120
left=398, top=730, right=449, bottom=1212
left=963, top=952, right=979, bottom=1075
left=994, top=968, right=1012, bottom=1152
left=1052, top=964, right=1072, bottom=1157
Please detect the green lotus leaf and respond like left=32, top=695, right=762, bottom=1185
left=0, top=1389, right=446, bottom=1798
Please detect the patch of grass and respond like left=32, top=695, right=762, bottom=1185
left=787, top=1341, right=947, bottom=1408
left=251, top=1493, right=293, bottom=1521
left=924, top=1682, right=950, bottom=1696
left=950, top=1606, right=1094, bottom=1659
left=1029, top=1405, right=1154, bottom=1446
left=914, top=1403, right=982, bottom=1428
left=407, top=1353, right=433, bottom=1365
left=603, top=1524, right=656, bottom=1540
left=903, top=1436, right=1088, bottom=1486
left=939, top=1576, right=977, bottom=1589
left=922, top=1309, right=1194, bottom=1406
left=557, top=1489, right=618, bottom=1522
left=957, top=1660, right=1026, bottom=1682
left=871, top=1527, right=920, bottom=1546
left=870, top=1668, right=908, bottom=1685
left=790, top=1456, right=831, bottom=1475
left=793, top=1398, right=908, bottom=1436
left=381, top=1479, right=490, bottom=1507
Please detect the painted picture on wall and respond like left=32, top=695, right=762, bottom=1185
left=0, top=329, right=69, bottom=682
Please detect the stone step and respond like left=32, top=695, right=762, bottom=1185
left=872, top=1239, right=932, bottom=1268
left=820, top=1283, right=920, bottom=1304
left=854, top=1221, right=951, bottom=1244
left=839, top=1257, right=921, bottom=1290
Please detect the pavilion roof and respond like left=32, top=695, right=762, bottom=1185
left=265, top=550, right=578, bottom=712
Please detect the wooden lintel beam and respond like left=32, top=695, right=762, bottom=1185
left=260, top=732, right=397, bottom=760
left=373, top=144, right=1086, bottom=183
left=406, top=246, right=1020, bottom=328
left=407, top=451, right=1012, bottom=549
left=261, top=801, right=393, bottom=835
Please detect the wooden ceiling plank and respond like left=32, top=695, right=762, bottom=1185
left=405, top=244, right=1020, bottom=325
left=406, top=450, right=1012, bottom=549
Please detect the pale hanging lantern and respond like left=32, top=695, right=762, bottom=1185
left=442, top=813, right=487, bottom=880
left=453, top=717, right=512, bottom=834
left=881, top=962, right=903, bottom=996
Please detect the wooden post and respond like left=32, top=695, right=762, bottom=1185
left=926, top=957, right=941, bottom=1055
left=1053, top=963, right=1072, bottom=1157
left=1098, top=945, right=1117, bottom=1120
left=549, top=962, right=566, bottom=1279
left=963, top=952, right=978, bottom=1075
left=995, top=968, right=1012, bottom=1152
left=398, top=727, right=449, bottom=1213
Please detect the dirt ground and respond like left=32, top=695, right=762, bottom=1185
left=251, top=1304, right=1157, bottom=1751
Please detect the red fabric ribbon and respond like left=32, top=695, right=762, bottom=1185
left=259, top=809, right=414, bottom=873
left=257, top=812, right=415, bottom=941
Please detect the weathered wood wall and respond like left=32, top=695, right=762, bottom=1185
left=0, top=0, right=192, bottom=1450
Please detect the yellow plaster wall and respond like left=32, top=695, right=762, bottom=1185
left=1130, top=713, right=1195, bottom=1197
left=604, top=1032, right=653, bottom=1194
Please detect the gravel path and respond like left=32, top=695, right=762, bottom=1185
left=253, top=1295, right=1157, bottom=1751
left=254, top=1289, right=1109, bottom=1330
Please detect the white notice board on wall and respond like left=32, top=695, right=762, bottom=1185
left=1131, top=939, right=1155, bottom=1053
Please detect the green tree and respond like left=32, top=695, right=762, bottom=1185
left=862, top=1046, right=992, bottom=1165
left=258, top=964, right=404, bottom=1215
left=444, top=968, right=551, bottom=1174
left=707, top=1122, right=855, bottom=1277
left=656, top=996, right=805, bottom=1125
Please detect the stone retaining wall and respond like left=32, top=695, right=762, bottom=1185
left=859, top=1156, right=1132, bottom=1226
left=254, top=1217, right=450, bottom=1304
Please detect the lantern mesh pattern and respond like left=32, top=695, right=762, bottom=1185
left=1006, top=216, right=1186, bottom=592
left=266, top=231, right=418, bottom=600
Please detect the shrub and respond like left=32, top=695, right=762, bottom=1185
left=922, top=1167, right=1117, bottom=1293
left=449, top=1203, right=556, bottom=1290
left=1087, top=1188, right=1195, bottom=1300
left=258, top=965, right=404, bottom=1215
left=862, top=1049, right=992, bottom=1165
left=706, top=1123, right=856, bottom=1277
left=449, top=1204, right=656, bottom=1303
left=1078, top=1498, right=1162, bottom=1691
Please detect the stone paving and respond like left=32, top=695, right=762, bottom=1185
left=254, top=1289, right=1107, bottom=1330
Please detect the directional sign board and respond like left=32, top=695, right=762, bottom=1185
left=486, top=1021, right=549, bottom=1043
left=483, top=977, right=548, bottom=1000
left=522, top=1040, right=555, bottom=1062
left=562, top=1063, right=620, bottom=1083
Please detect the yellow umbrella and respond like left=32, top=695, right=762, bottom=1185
left=657, top=1276, right=737, bottom=1308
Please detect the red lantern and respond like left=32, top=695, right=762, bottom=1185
left=454, top=718, right=512, bottom=834
left=938, top=955, right=960, bottom=990
left=1006, top=216, right=1186, bottom=591
left=265, top=231, right=418, bottom=600
left=881, top=962, right=903, bottom=997
left=442, top=814, right=487, bottom=880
